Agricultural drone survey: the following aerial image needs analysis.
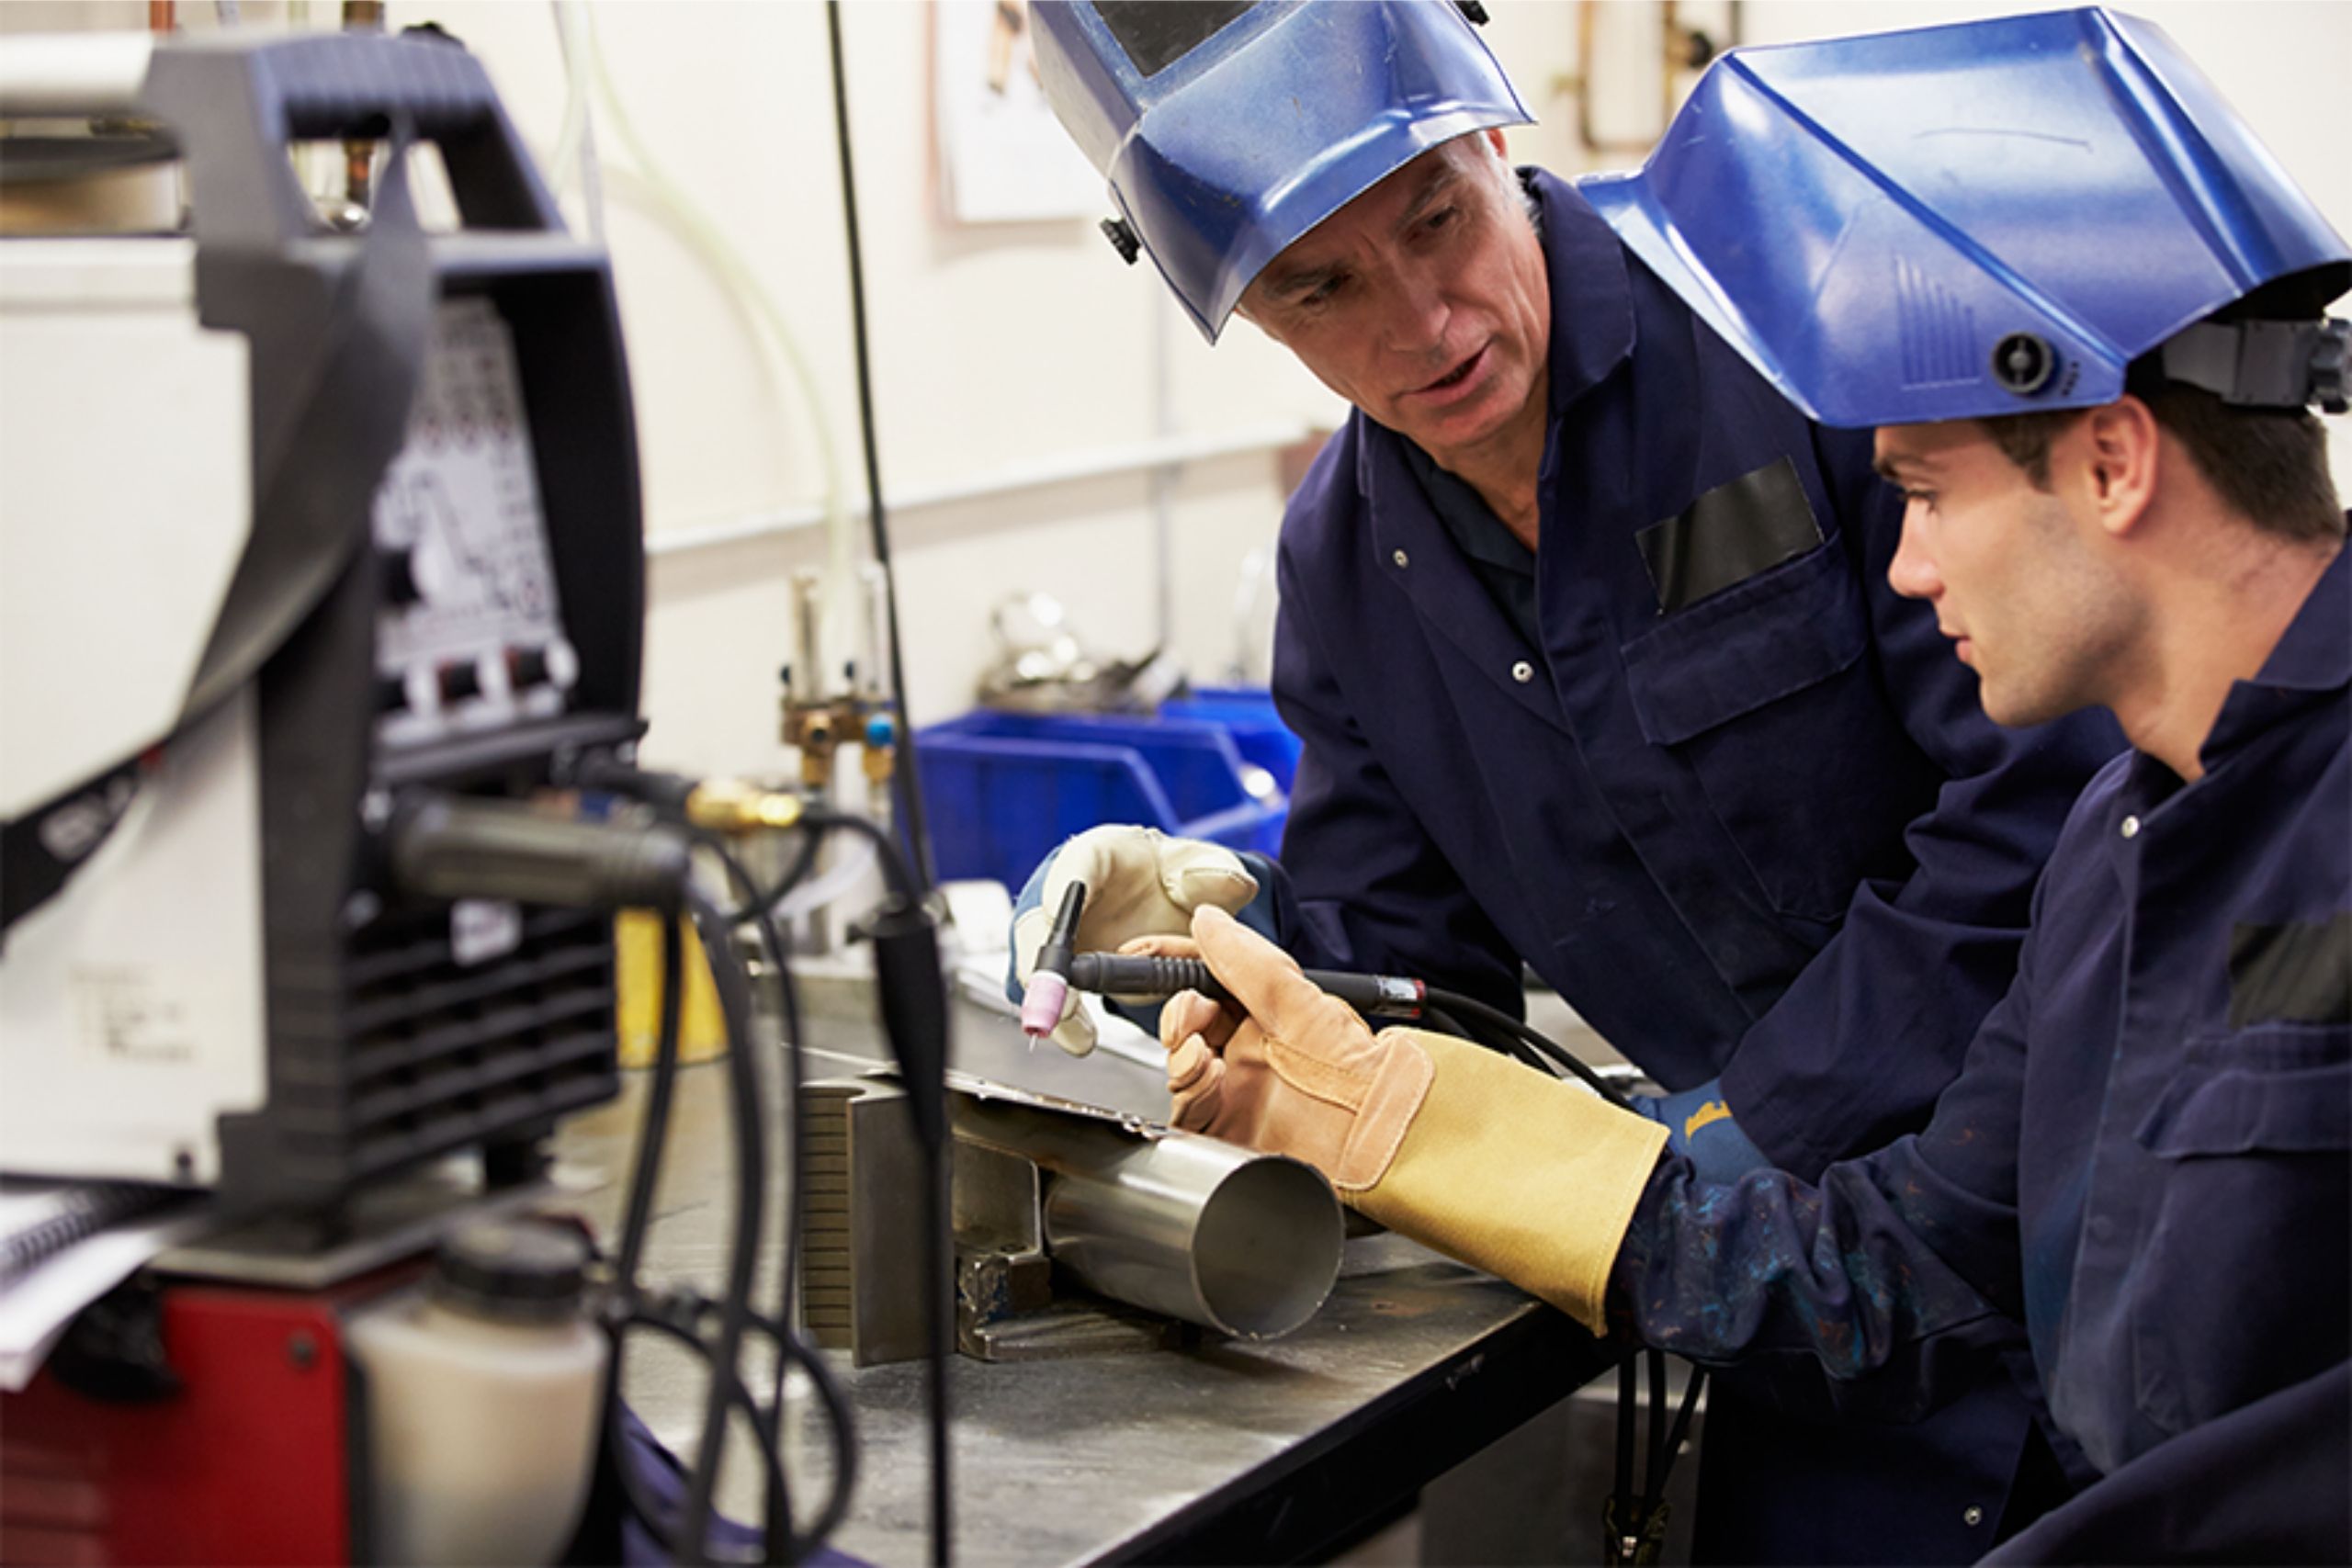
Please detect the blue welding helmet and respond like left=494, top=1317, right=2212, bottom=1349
left=1583, top=7, right=2351, bottom=427
left=1031, top=0, right=1533, bottom=343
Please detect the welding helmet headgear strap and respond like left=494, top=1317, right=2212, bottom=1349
left=1580, top=6, right=2351, bottom=428
left=1032, top=0, right=1532, bottom=343
left=2160, top=318, right=2351, bottom=415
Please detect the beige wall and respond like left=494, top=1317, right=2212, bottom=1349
left=10, top=2, right=2350, bottom=781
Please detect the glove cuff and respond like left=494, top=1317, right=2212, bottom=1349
left=1350, top=1032, right=1668, bottom=1334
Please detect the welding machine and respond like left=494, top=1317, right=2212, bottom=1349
left=0, top=27, right=646, bottom=1217
left=0, top=28, right=691, bottom=1563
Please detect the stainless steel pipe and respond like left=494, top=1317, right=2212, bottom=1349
left=952, top=1093, right=1344, bottom=1341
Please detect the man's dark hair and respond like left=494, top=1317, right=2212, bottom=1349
left=1980, top=381, right=2343, bottom=544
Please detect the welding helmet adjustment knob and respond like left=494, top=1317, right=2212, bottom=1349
left=1101, top=217, right=1142, bottom=265
left=1992, top=333, right=2057, bottom=397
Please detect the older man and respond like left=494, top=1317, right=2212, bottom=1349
left=1020, top=3, right=2120, bottom=1560
left=1152, top=9, right=2350, bottom=1560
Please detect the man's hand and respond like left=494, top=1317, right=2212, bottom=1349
left=1158, top=906, right=1432, bottom=1192
left=1163, top=911, right=1669, bottom=1335
left=1009, top=826, right=1260, bottom=1055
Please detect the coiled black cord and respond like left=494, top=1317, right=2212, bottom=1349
left=589, top=781, right=942, bottom=1564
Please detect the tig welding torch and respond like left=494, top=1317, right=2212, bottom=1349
left=1025, top=881, right=1628, bottom=1107
left=1016, top=877, right=1431, bottom=1036
left=1068, top=952, right=1430, bottom=1020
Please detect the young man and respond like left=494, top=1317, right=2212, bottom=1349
left=1154, top=10, right=2350, bottom=1560
left=1021, top=3, right=2121, bottom=1557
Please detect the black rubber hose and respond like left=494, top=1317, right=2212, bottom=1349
left=676, top=887, right=769, bottom=1564
left=1646, top=1347, right=1669, bottom=1509
left=598, top=919, right=687, bottom=1554
left=617, top=1309, right=790, bottom=1564
left=1419, top=985, right=1635, bottom=1110
left=693, top=839, right=817, bottom=1500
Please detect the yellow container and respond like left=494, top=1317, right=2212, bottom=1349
left=614, top=910, right=729, bottom=1067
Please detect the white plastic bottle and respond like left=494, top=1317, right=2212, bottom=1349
left=345, top=1220, right=608, bottom=1565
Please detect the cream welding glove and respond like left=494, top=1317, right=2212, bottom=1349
left=1162, top=906, right=1669, bottom=1334
left=1012, top=825, right=1259, bottom=1055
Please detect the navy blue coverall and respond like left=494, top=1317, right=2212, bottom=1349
left=1614, top=546, right=2352, bottom=1562
left=1254, top=169, right=2126, bottom=1561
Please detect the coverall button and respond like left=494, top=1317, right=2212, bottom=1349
left=1510, top=660, right=1534, bottom=683
left=2120, top=815, right=2142, bottom=839
left=1392, top=548, right=1409, bottom=569
left=1963, top=1506, right=1985, bottom=1528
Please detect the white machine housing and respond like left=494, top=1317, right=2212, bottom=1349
left=0, top=30, right=649, bottom=1214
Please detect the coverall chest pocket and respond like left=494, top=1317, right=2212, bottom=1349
left=1619, top=538, right=1919, bottom=921
left=2125, top=1021, right=2351, bottom=1441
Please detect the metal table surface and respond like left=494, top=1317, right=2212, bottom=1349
left=552, top=982, right=1616, bottom=1566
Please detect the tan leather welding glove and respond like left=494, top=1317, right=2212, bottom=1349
left=1162, top=906, right=1669, bottom=1334
left=1012, top=825, right=1258, bottom=1055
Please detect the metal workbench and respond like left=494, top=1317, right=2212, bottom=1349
left=552, top=985, right=1621, bottom=1566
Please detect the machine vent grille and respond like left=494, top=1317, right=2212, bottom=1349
left=334, top=905, right=619, bottom=1181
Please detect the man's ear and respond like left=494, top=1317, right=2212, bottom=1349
left=2082, top=395, right=2161, bottom=538
left=1483, top=126, right=1509, bottom=159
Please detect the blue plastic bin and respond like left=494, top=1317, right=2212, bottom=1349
left=916, top=691, right=1297, bottom=891
left=1160, top=685, right=1303, bottom=795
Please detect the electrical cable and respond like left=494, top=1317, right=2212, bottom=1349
left=692, top=837, right=818, bottom=1431
left=1414, top=1003, right=1471, bottom=1041
left=1646, top=1348, right=1669, bottom=1512
left=615, top=1291, right=863, bottom=1564
left=1418, top=998, right=1582, bottom=1084
left=709, top=827, right=825, bottom=925
left=1417, top=985, right=1634, bottom=1110
left=1613, top=1352, right=1637, bottom=1557
left=824, top=0, right=937, bottom=897
left=691, top=836, right=807, bottom=1562
left=618, top=1309, right=792, bottom=1565
left=677, top=885, right=770, bottom=1566
left=1601, top=1348, right=1707, bottom=1565
left=765, top=832, right=878, bottom=925
left=612, top=915, right=685, bottom=1300
left=918, top=1140, right=953, bottom=1568
left=804, top=806, right=920, bottom=902
left=1063, top=946, right=1632, bottom=1111
left=1659, top=1363, right=1705, bottom=1502
left=596, top=875, right=786, bottom=1562
left=590, top=768, right=946, bottom=1566
left=814, top=806, right=953, bottom=1568
left=763, top=1316, right=859, bottom=1550
left=599, top=917, right=690, bottom=1554
left=701, top=1303, right=860, bottom=1557
left=693, top=840, right=809, bottom=1292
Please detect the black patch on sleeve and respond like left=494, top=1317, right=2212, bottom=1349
left=1636, top=457, right=1825, bottom=615
left=2228, top=914, right=2352, bottom=1029
left=1093, top=1, right=1255, bottom=77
